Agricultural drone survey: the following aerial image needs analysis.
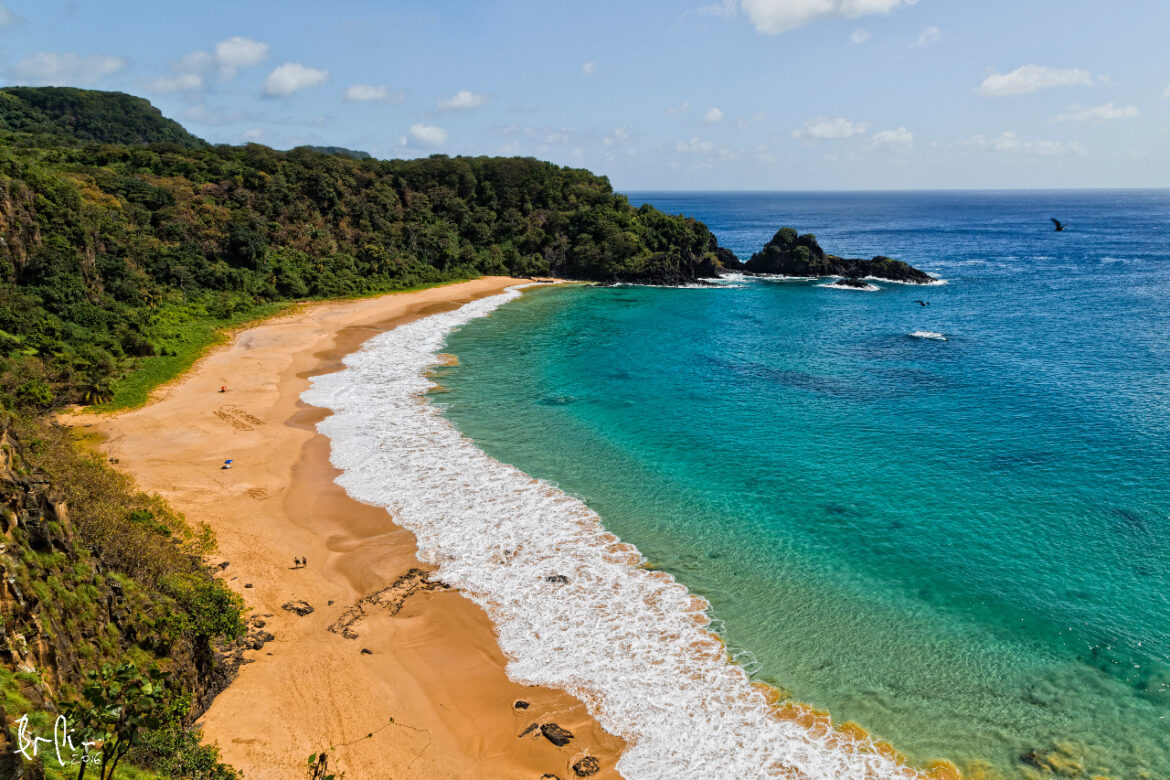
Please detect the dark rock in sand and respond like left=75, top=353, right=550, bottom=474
left=244, top=583, right=253, bottom=588
left=743, top=228, right=934, bottom=284
left=360, top=648, right=372, bottom=655
left=541, top=775, right=563, bottom=780
left=518, top=722, right=539, bottom=738
left=513, top=699, right=530, bottom=710
left=572, top=756, right=601, bottom=777
left=540, top=723, right=574, bottom=747
left=249, top=630, right=275, bottom=650
left=281, top=600, right=314, bottom=616
left=545, top=574, right=569, bottom=584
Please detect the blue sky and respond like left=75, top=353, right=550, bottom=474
left=2, top=0, right=1168, bottom=190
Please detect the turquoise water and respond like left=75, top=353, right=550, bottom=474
left=436, top=191, right=1170, bottom=778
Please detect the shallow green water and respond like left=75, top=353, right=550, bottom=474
left=437, top=191, right=1170, bottom=778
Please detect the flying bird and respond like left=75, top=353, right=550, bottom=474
left=1051, top=218, right=1066, bottom=232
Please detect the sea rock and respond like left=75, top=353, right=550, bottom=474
left=572, top=756, right=601, bottom=777
left=743, top=228, right=934, bottom=283
left=513, top=700, right=530, bottom=710
left=832, top=277, right=872, bottom=289
left=540, top=723, right=574, bottom=747
left=545, top=574, right=569, bottom=584
left=716, top=246, right=744, bottom=270
left=1020, top=747, right=1084, bottom=777
left=281, top=600, right=314, bottom=616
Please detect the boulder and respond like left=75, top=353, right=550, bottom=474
left=540, top=723, right=574, bottom=747
left=281, top=600, right=314, bottom=616
left=572, top=756, right=601, bottom=777
left=743, top=228, right=934, bottom=283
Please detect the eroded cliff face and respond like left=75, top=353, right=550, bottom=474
left=0, top=423, right=241, bottom=778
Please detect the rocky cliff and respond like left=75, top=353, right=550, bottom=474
left=0, top=419, right=243, bottom=778
left=739, top=227, right=935, bottom=284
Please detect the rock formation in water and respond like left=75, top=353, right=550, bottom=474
left=741, top=228, right=935, bottom=284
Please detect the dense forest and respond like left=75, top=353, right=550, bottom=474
left=0, top=86, right=736, bottom=779
left=0, top=87, right=732, bottom=412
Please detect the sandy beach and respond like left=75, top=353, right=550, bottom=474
left=64, top=277, right=624, bottom=780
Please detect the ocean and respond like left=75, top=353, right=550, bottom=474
left=309, top=190, right=1170, bottom=779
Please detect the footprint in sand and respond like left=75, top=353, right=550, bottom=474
left=224, top=405, right=266, bottom=427
left=214, top=407, right=253, bottom=431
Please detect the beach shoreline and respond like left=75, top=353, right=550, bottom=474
left=62, top=277, right=624, bottom=780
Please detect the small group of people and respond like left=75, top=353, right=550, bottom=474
left=293, top=556, right=308, bottom=568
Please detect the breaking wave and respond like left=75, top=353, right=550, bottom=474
left=302, top=285, right=927, bottom=779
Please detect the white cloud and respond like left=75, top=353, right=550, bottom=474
left=867, top=126, right=914, bottom=152
left=263, top=62, right=328, bottom=96
left=214, top=36, right=269, bottom=78
left=0, top=4, right=22, bottom=27
left=12, top=52, right=129, bottom=86
left=1162, top=83, right=1170, bottom=99
left=741, top=0, right=917, bottom=34
left=144, top=72, right=204, bottom=94
left=545, top=131, right=571, bottom=144
left=850, top=29, right=872, bottom=44
left=143, top=37, right=269, bottom=96
left=582, top=61, right=596, bottom=77
left=695, top=0, right=738, bottom=16
left=667, top=101, right=692, bottom=114
left=978, top=64, right=1093, bottom=97
left=703, top=106, right=724, bottom=123
left=343, top=84, right=403, bottom=103
left=792, top=115, right=870, bottom=139
left=912, top=25, right=940, bottom=47
left=962, top=131, right=1086, bottom=157
left=438, top=90, right=488, bottom=110
left=1053, top=102, right=1140, bottom=122
left=676, top=137, right=715, bottom=154
left=408, top=123, right=449, bottom=148
left=754, top=143, right=777, bottom=163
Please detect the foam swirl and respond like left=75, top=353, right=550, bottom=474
left=303, top=285, right=929, bottom=779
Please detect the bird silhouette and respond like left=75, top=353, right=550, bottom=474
left=914, top=300, right=929, bottom=306
left=1051, top=218, right=1066, bottom=232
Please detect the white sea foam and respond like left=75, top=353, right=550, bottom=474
left=818, top=281, right=881, bottom=292
left=909, top=331, right=947, bottom=341
left=303, top=286, right=925, bottom=780
left=750, top=273, right=819, bottom=283
left=862, top=275, right=948, bottom=286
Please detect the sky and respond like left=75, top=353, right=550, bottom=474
left=1, top=0, right=1168, bottom=190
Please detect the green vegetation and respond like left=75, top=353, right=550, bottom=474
left=0, top=87, right=205, bottom=149
left=98, top=299, right=291, bottom=411
left=0, top=87, right=734, bottom=778
left=2, top=415, right=243, bottom=779
left=0, top=87, right=729, bottom=413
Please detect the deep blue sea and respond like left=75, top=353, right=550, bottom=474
left=437, top=191, right=1170, bottom=778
